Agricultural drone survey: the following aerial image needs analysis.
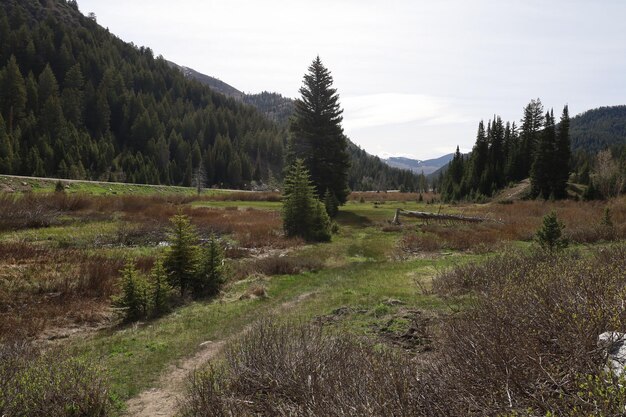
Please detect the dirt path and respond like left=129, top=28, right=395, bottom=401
left=124, top=291, right=317, bottom=417
left=124, top=339, right=226, bottom=417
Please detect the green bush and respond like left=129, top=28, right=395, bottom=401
left=0, top=345, right=110, bottom=416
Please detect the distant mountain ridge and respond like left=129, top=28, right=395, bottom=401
left=166, top=61, right=244, bottom=99
left=384, top=154, right=454, bottom=175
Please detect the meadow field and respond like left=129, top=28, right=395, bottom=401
left=1, top=176, right=625, bottom=416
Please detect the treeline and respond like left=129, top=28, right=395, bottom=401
left=441, top=99, right=571, bottom=201
left=0, top=0, right=284, bottom=186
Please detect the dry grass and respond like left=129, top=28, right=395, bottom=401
left=231, top=254, right=324, bottom=281
left=397, top=197, right=626, bottom=254
left=0, top=242, right=128, bottom=341
left=349, top=191, right=437, bottom=203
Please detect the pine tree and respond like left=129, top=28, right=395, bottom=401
left=531, top=110, right=556, bottom=199
left=116, top=259, right=148, bottom=321
left=164, top=213, right=200, bottom=297
left=536, top=211, right=568, bottom=252
left=194, top=234, right=225, bottom=298
left=0, top=55, right=26, bottom=132
left=517, top=99, right=544, bottom=180
left=149, top=259, right=173, bottom=316
left=288, top=56, right=350, bottom=205
left=553, top=105, right=571, bottom=198
left=282, top=159, right=331, bottom=242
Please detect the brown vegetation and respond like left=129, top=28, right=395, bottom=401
left=0, top=241, right=142, bottom=341
left=398, top=198, right=626, bottom=254
left=179, top=320, right=425, bottom=417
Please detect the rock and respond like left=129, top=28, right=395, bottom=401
left=199, top=341, right=213, bottom=347
left=598, top=331, right=626, bottom=376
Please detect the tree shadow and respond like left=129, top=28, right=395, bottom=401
left=336, top=211, right=372, bottom=227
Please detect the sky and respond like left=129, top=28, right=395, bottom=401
left=78, top=0, right=626, bottom=160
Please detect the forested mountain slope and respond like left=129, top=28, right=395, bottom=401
left=570, top=105, right=626, bottom=153
left=0, top=0, right=284, bottom=186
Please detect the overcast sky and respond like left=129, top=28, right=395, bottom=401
left=78, top=0, right=626, bottom=160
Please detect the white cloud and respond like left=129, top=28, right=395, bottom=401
left=342, top=93, right=469, bottom=131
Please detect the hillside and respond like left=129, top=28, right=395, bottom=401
left=570, top=105, right=626, bottom=152
left=0, top=0, right=288, bottom=187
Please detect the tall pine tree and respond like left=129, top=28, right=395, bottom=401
left=288, top=56, right=350, bottom=206
left=553, top=105, right=571, bottom=198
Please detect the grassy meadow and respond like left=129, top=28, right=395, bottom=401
left=1, top=177, right=625, bottom=415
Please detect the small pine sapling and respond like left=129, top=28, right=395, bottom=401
left=536, top=211, right=568, bottom=252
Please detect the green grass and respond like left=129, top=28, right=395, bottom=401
left=0, top=220, right=120, bottom=248
left=68, top=218, right=475, bottom=410
left=191, top=200, right=282, bottom=210
left=0, top=174, right=228, bottom=196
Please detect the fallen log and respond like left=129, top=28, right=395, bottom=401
left=392, top=208, right=495, bottom=225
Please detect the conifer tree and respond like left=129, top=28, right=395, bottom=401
left=116, top=259, right=148, bottom=321
left=164, top=213, right=200, bottom=297
left=0, top=55, right=26, bottom=132
left=149, top=259, right=173, bottom=316
left=282, top=159, right=331, bottom=242
left=518, top=99, right=544, bottom=180
left=553, top=105, right=571, bottom=198
left=194, top=234, right=225, bottom=298
left=531, top=110, right=556, bottom=199
left=536, top=211, right=568, bottom=252
left=288, top=56, right=350, bottom=205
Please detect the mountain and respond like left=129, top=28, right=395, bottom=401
left=0, top=0, right=287, bottom=187
left=384, top=154, right=454, bottom=175
left=569, top=105, right=626, bottom=152
left=166, top=61, right=243, bottom=100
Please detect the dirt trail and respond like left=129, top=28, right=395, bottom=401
left=124, top=291, right=317, bottom=417
left=124, top=339, right=225, bottom=417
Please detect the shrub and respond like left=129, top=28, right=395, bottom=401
left=179, top=320, right=424, bottom=416
left=54, top=180, right=65, bottom=192
left=0, top=344, right=110, bottom=416
left=428, top=246, right=626, bottom=415
left=282, top=159, right=332, bottom=242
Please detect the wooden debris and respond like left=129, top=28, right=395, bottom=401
left=392, top=208, right=496, bottom=225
